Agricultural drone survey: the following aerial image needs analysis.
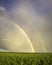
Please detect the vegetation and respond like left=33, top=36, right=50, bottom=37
left=0, top=53, right=52, bottom=65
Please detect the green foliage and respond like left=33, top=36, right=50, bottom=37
left=0, top=53, right=52, bottom=65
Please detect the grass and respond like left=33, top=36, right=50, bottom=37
left=0, top=52, right=52, bottom=65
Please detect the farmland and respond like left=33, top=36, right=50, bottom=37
left=0, top=53, right=52, bottom=65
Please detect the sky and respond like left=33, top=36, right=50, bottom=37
left=0, top=0, right=52, bottom=52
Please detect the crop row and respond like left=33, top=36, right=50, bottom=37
left=0, top=53, right=52, bottom=65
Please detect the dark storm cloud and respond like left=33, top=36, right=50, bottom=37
left=0, top=0, right=20, bottom=11
left=30, top=0, right=52, bottom=15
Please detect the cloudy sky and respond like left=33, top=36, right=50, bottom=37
left=0, top=0, right=52, bottom=52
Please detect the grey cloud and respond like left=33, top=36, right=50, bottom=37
left=8, top=2, right=52, bottom=52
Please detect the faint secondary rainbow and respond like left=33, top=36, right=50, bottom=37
left=35, top=32, right=46, bottom=52
left=19, top=13, right=46, bottom=52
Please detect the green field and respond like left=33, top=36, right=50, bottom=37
left=0, top=53, right=52, bottom=65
